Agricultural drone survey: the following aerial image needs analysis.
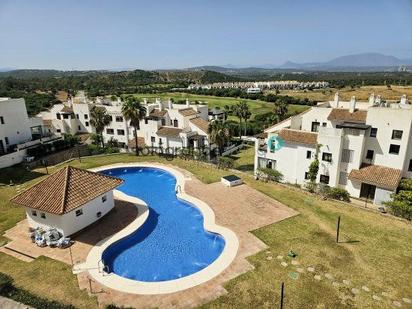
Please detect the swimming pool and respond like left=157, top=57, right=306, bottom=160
left=100, top=167, right=226, bottom=282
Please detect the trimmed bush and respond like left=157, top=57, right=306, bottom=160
left=327, top=187, right=351, bottom=202
left=217, top=156, right=234, bottom=169
left=256, top=168, right=283, bottom=182
left=0, top=273, right=13, bottom=293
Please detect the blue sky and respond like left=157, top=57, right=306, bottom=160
left=0, top=0, right=411, bottom=70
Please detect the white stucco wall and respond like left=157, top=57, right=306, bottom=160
left=25, top=191, right=115, bottom=236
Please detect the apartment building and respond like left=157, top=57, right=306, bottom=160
left=0, top=98, right=48, bottom=168
left=39, top=93, right=210, bottom=151
left=254, top=93, right=412, bottom=205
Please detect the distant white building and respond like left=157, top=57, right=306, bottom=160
left=255, top=93, right=411, bottom=206
left=246, top=87, right=262, bottom=94
left=0, top=98, right=50, bottom=168
left=11, top=166, right=123, bottom=237
left=39, top=92, right=211, bottom=151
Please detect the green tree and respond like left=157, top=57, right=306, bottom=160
left=307, top=144, right=321, bottom=185
left=121, top=97, right=146, bottom=156
left=90, top=106, right=111, bottom=148
left=273, top=101, right=288, bottom=120
left=208, top=120, right=232, bottom=155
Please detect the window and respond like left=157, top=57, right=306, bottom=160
left=322, top=152, right=332, bottom=162
left=0, top=116, right=4, bottom=124
left=63, top=114, right=69, bottom=119
left=173, top=119, right=179, bottom=127
left=304, top=172, right=310, bottom=180
left=341, top=149, right=354, bottom=163
left=78, top=126, right=81, bottom=130
left=161, top=119, right=166, bottom=126
left=266, top=160, right=276, bottom=169
left=311, top=121, right=320, bottom=132
left=389, top=144, right=400, bottom=155
left=322, top=122, right=327, bottom=127
left=56, top=129, right=61, bottom=133
left=392, top=130, right=403, bottom=140
left=339, top=172, right=348, bottom=185
left=115, top=116, right=123, bottom=122
left=102, top=195, right=107, bottom=203
left=40, top=213, right=46, bottom=219
left=4, top=137, right=9, bottom=145
left=75, top=209, right=83, bottom=217
left=84, top=114, right=88, bottom=119
left=31, top=210, right=37, bottom=216
left=117, top=129, right=125, bottom=135
left=366, top=149, right=374, bottom=160
left=76, top=114, right=79, bottom=119
left=370, top=127, right=377, bottom=138
left=306, top=150, right=312, bottom=159
left=56, top=113, right=61, bottom=120
left=106, top=128, right=114, bottom=134
left=409, top=160, right=412, bottom=172
left=145, top=119, right=149, bottom=124
left=151, top=136, right=156, bottom=143
left=108, top=115, right=113, bottom=122
left=96, top=211, right=102, bottom=218
left=159, top=138, right=163, bottom=145
left=320, top=175, right=330, bottom=184
left=85, top=121, right=89, bottom=127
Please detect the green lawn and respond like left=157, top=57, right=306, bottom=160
left=128, top=92, right=309, bottom=121
left=0, top=153, right=411, bottom=308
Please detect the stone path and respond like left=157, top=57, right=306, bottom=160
left=268, top=252, right=411, bottom=307
left=0, top=296, right=33, bottom=309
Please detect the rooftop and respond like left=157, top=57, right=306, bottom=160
left=10, top=166, right=123, bottom=215
left=348, top=164, right=402, bottom=191
left=278, top=129, right=318, bottom=146
left=179, top=108, right=199, bottom=117
left=327, top=108, right=367, bottom=123
left=156, top=127, right=183, bottom=138
left=190, top=117, right=209, bottom=133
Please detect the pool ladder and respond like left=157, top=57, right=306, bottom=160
left=175, top=184, right=182, bottom=194
left=98, top=259, right=110, bottom=274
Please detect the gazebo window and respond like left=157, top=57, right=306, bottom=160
left=40, top=213, right=46, bottom=219
left=102, top=195, right=107, bottom=203
left=75, top=209, right=83, bottom=217
left=32, top=210, right=37, bottom=216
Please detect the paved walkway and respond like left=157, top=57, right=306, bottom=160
left=1, top=163, right=298, bottom=308
left=0, top=296, right=33, bottom=309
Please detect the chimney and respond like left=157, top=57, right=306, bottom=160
left=349, top=96, right=356, bottom=113
left=376, top=95, right=382, bottom=106
left=143, top=98, right=148, bottom=105
left=369, top=93, right=375, bottom=105
left=333, top=92, right=339, bottom=108
left=158, top=99, right=163, bottom=111
left=186, top=99, right=190, bottom=107
left=168, top=98, right=173, bottom=109
left=400, top=94, right=408, bottom=106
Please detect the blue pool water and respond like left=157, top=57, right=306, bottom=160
left=100, top=167, right=225, bottom=282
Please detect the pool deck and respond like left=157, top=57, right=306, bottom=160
left=1, top=162, right=298, bottom=308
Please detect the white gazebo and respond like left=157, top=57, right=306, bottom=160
left=11, top=166, right=123, bottom=236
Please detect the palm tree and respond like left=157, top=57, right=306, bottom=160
left=208, top=120, right=232, bottom=155
left=233, top=103, right=243, bottom=138
left=90, top=106, right=111, bottom=148
left=121, top=97, right=146, bottom=156
left=274, top=101, right=288, bottom=120
left=238, top=101, right=251, bottom=136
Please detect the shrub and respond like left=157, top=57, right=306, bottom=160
left=384, top=189, right=412, bottom=220
left=327, top=187, right=351, bottom=202
left=304, top=181, right=317, bottom=193
left=256, top=168, right=283, bottom=182
left=0, top=273, right=13, bottom=293
left=399, top=178, right=412, bottom=191
left=217, top=156, right=234, bottom=169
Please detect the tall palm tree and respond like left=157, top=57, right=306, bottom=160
left=90, top=106, right=111, bottom=148
left=238, top=101, right=251, bottom=136
left=121, top=97, right=146, bottom=156
left=233, top=103, right=243, bottom=139
left=274, top=101, right=288, bottom=120
left=208, top=120, right=232, bottom=155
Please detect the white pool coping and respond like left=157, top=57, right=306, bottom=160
left=74, top=163, right=239, bottom=295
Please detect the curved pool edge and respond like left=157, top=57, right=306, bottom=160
left=76, top=162, right=239, bottom=295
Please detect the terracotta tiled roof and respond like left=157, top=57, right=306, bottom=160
left=327, top=109, right=367, bottom=123
left=190, top=117, right=209, bottom=134
left=10, top=166, right=123, bottom=215
left=128, top=137, right=146, bottom=148
left=156, top=127, right=182, bottom=138
left=60, top=105, right=73, bottom=113
left=278, top=129, right=318, bottom=146
left=179, top=108, right=199, bottom=116
left=348, top=164, right=402, bottom=191
left=150, top=109, right=167, bottom=118
left=43, top=119, right=53, bottom=126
